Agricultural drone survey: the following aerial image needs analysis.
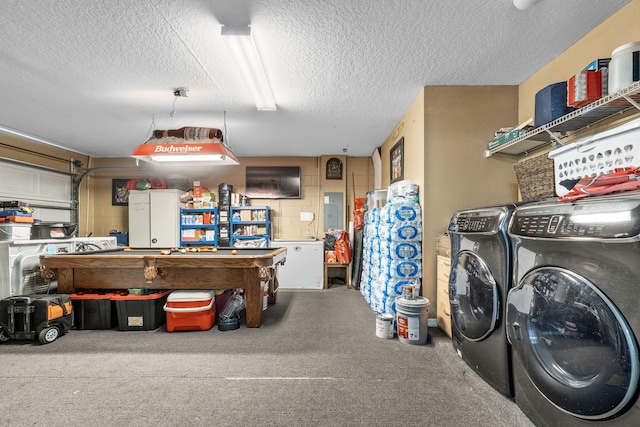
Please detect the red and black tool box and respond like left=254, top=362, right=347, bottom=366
left=0, top=294, right=73, bottom=344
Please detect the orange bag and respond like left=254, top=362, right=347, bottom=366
left=334, top=231, right=352, bottom=264
left=353, top=198, right=365, bottom=230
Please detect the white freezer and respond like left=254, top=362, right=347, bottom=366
left=273, top=239, right=324, bottom=289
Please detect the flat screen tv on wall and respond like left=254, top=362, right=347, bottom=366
left=245, top=166, right=301, bottom=199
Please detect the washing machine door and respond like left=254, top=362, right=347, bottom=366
left=506, top=267, right=639, bottom=420
left=449, top=250, right=498, bottom=341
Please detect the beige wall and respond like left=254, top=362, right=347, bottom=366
left=380, top=93, right=425, bottom=190
left=380, top=86, right=519, bottom=306
left=86, top=155, right=373, bottom=240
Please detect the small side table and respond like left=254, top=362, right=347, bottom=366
left=324, top=262, right=351, bottom=289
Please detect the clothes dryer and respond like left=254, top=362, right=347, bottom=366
left=448, top=203, right=521, bottom=397
left=506, top=194, right=640, bottom=426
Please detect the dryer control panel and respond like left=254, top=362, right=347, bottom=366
left=449, top=208, right=506, bottom=234
left=509, top=196, right=640, bottom=239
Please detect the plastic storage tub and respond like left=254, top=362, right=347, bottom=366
left=30, top=222, right=77, bottom=239
left=70, top=291, right=120, bottom=329
left=111, top=290, right=171, bottom=331
left=548, top=117, right=640, bottom=196
left=163, top=290, right=216, bottom=332
left=0, top=223, right=31, bottom=241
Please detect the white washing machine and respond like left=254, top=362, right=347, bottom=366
left=506, top=194, right=640, bottom=425
left=0, top=236, right=117, bottom=299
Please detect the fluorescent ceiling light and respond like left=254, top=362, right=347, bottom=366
left=222, top=25, right=276, bottom=111
left=132, top=140, right=240, bottom=165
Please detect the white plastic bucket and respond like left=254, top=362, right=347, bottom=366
left=396, top=297, right=430, bottom=345
left=609, top=41, right=640, bottom=95
left=375, top=313, right=395, bottom=339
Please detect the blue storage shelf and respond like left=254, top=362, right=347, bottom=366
left=180, top=208, right=219, bottom=247
left=229, top=206, right=270, bottom=247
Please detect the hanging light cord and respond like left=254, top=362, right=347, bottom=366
left=224, top=111, right=230, bottom=147
left=145, top=115, right=156, bottom=140
left=170, top=97, right=178, bottom=117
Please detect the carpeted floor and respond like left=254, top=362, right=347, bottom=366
left=0, top=285, right=534, bottom=427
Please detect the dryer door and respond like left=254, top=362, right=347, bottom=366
left=448, top=250, right=498, bottom=341
left=506, top=267, right=639, bottom=420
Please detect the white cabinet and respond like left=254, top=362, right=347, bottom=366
left=128, top=189, right=181, bottom=248
left=274, top=240, right=323, bottom=289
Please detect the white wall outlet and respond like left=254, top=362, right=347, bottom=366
left=300, top=212, right=315, bottom=221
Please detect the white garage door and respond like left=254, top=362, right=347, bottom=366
left=0, top=159, right=74, bottom=222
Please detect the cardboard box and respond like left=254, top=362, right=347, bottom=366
left=240, top=210, right=252, bottom=222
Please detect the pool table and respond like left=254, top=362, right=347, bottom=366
left=39, top=247, right=286, bottom=328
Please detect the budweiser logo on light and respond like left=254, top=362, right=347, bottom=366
left=153, top=144, right=204, bottom=153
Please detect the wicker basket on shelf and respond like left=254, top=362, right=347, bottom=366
left=513, top=153, right=556, bottom=201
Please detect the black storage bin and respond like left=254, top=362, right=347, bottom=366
left=112, top=291, right=170, bottom=331
left=71, top=292, right=119, bottom=329
left=31, top=222, right=77, bottom=239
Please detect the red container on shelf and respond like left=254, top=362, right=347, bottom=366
left=163, top=290, right=216, bottom=332
left=568, top=70, right=605, bottom=108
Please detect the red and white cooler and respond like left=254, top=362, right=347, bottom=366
left=163, top=290, right=216, bottom=332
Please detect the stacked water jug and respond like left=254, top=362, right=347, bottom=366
left=360, top=181, right=422, bottom=317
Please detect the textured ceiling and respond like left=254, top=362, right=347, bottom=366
left=0, top=0, right=630, bottom=158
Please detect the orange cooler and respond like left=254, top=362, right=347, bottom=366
left=164, top=290, right=216, bottom=332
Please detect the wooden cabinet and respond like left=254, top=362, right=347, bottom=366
left=436, top=255, right=452, bottom=338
